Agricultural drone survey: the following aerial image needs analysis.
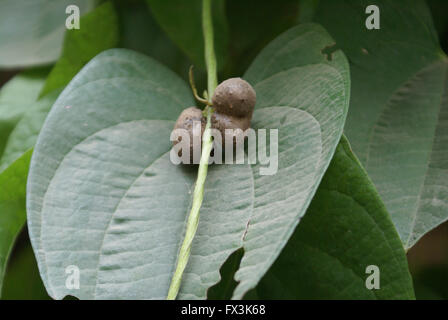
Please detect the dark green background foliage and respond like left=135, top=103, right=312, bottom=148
left=0, top=0, right=447, bottom=299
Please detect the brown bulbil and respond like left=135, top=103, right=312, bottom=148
left=173, top=107, right=205, bottom=160
left=173, top=107, right=205, bottom=133
left=211, top=112, right=251, bottom=132
left=211, top=112, right=250, bottom=147
left=212, top=78, right=256, bottom=118
left=173, top=78, right=256, bottom=159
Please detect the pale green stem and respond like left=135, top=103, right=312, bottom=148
left=166, top=0, right=217, bottom=300
left=202, top=0, right=218, bottom=97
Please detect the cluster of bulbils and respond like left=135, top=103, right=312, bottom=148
left=173, top=77, right=256, bottom=160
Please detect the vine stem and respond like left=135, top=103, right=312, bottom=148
left=166, top=0, right=217, bottom=300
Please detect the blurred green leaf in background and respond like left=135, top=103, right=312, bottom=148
left=0, top=0, right=94, bottom=69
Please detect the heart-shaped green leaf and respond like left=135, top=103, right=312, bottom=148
left=0, top=0, right=94, bottom=69
left=27, top=23, right=349, bottom=299
left=314, top=0, right=448, bottom=249
left=249, top=136, right=415, bottom=299
left=232, top=23, right=350, bottom=299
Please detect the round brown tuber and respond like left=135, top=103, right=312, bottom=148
left=212, top=78, right=256, bottom=118
left=172, top=107, right=205, bottom=160
left=211, top=112, right=250, bottom=148
left=173, top=78, right=256, bottom=160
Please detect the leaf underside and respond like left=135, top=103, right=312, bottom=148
left=27, top=23, right=349, bottom=299
left=314, top=0, right=448, bottom=249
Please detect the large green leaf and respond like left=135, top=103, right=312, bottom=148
left=27, top=49, right=249, bottom=300
left=248, top=137, right=415, bottom=299
left=0, top=0, right=94, bottom=69
left=232, top=23, right=350, bottom=299
left=27, top=23, right=349, bottom=299
left=314, top=0, right=448, bottom=249
left=146, top=0, right=228, bottom=70
left=0, top=150, right=32, bottom=293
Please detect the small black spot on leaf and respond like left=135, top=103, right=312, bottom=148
left=321, top=43, right=339, bottom=61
